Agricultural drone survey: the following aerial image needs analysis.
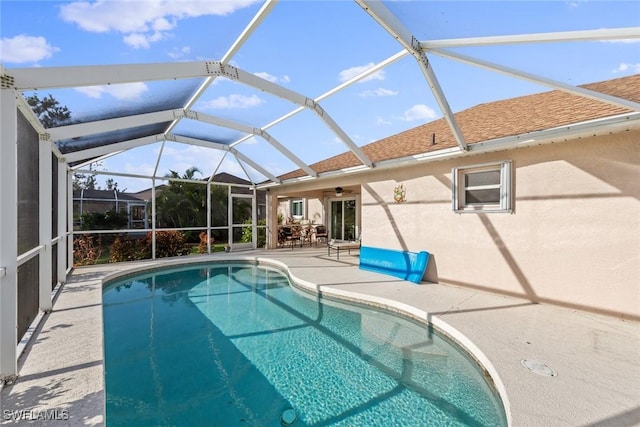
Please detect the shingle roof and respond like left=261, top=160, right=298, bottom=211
left=279, top=74, right=640, bottom=181
left=73, top=189, right=145, bottom=202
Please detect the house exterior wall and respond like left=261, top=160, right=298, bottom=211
left=360, top=132, right=639, bottom=319
left=277, top=196, right=325, bottom=225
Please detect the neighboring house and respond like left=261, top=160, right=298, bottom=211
left=272, top=74, right=640, bottom=320
left=73, top=189, right=148, bottom=230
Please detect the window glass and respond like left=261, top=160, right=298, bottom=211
left=291, top=199, right=303, bottom=217
left=465, top=170, right=500, bottom=187
left=453, top=161, right=512, bottom=213
left=465, top=189, right=501, bottom=204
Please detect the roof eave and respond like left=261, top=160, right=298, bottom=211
left=268, top=112, right=640, bottom=188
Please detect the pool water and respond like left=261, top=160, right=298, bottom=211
left=103, top=263, right=507, bottom=426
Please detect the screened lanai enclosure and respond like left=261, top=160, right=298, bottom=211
left=1, top=0, right=639, bottom=381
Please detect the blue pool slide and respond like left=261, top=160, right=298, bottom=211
left=359, top=246, right=430, bottom=284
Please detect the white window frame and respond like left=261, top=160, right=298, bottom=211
left=453, top=160, right=513, bottom=213
left=290, top=198, right=304, bottom=219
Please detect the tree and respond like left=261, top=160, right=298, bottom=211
left=25, top=93, right=71, bottom=128
left=105, top=178, right=125, bottom=192
left=155, top=167, right=207, bottom=228
left=73, top=162, right=101, bottom=191
left=154, top=167, right=253, bottom=246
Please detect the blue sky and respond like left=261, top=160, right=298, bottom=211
left=1, top=0, right=639, bottom=191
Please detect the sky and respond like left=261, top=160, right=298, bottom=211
left=1, top=0, right=639, bottom=192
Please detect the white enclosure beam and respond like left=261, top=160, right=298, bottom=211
left=168, top=133, right=280, bottom=183
left=64, top=134, right=162, bottom=163
left=38, top=137, right=53, bottom=312
left=151, top=180, right=157, bottom=259
left=10, top=62, right=218, bottom=90
left=187, top=110, right=318, bottom=177
left=233, top=49, right=408, bottom=144
left=67, top=172, right=73, bottom=270
left=420, top=27, right=640, bottom=49
left=233, top=150, right=280, bottom=184
left=15, top=94, right=46, bottom=134
left=48, top=110, right=179, bottom=141
left=233, top=154, right=257, bottom=186
left=172, top=0, right=276, bottom=114
left=69, top=151, right=125, bottom=171
left=57, top=159, right=67, bottom=285
left=208, top=63, right=373, bottom=168
left=10, top=59, right=373, bottom=173
left=173, top=0, right=277, bottom=129
left=356, top=0, right=468, bottom=151
left=427, top=48, right=640, bottom=112
left=316, top=49, right=409, bottom=102
left=168, top=133, right=233, bottom=151
left=0, top=88, right=18, bottom=381
left=221, top=0, right=278, bottom=64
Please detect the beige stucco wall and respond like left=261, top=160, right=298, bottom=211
left=277, top=196, right=325, bottom=224
left=267, top=131, right=638, bottom=319
left=360, top=132, right=639, bottom=319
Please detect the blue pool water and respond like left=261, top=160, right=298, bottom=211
left=103, top=263, right=507, bottom=426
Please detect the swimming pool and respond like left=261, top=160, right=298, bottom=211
left=103, top=262, right=507, bottom=426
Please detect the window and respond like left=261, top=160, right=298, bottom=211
left=290, top=199, right=304, bottom=218
left=453, top=161, right=513, bottom=213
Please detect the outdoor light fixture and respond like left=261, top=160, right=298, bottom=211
left=335, top=187, right=343, bottom=197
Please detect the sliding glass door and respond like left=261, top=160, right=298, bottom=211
left=329, top=198, right=357, bottom=241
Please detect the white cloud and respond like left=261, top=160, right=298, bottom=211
left=612, top=63, right=640, bottom=74
left=123, top=33, right=151, bottom=49
left=339, top=63, right=385, bottom=83
left=397, top=104, right=438, bottom=122
left=59, top=0, right=260, bottom=48
left=254, top=72, right=290, bottom=85
left=160, top=145, right=223, bottom=171
left=124, top=30, right=167, bottom=49
left=75, top=82, right=149, bottom=100
left=123, top=162, right=155, bottom=178
left=601, top=39, right=640, bottom=44
left=375, top=116, right=392, bottom=126
left=203, top=94, right=264, bottom=109
left=168, top=46, right=191, bottom=59
left=359, top=88, right=399, bottom=98
left=0, top=35, right=59, bottom=64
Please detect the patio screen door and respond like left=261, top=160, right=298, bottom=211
left=329, top=198, right=357, bottom=241
left=231, top=194, right=254, bottom=249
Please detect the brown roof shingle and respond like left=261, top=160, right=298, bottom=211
left=279, top=74, right=639, bottom=180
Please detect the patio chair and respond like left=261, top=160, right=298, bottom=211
left=300, top=225, right=313, bottom=246
left=314, top=225, right=328, bottom=246
left=279, top=226, right=300, bottom=249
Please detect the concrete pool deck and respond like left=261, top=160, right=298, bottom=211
left=1, top=248, right=639, bottom=426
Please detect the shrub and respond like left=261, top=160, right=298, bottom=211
left=73, top=234, right=102, bottom=266
left=241, top=219, right=266, bottom=248
left=198, top=231, right=215, bottom=254
left=109, top=235, right=144, bottom=262
left=109, top=230, right=191, bottom=262
left=152, top=230, right=191, bottom=258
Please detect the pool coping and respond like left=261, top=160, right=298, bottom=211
left=254, top=256, right=513, bottom=424
left=1, top=249, right=639, bottom=426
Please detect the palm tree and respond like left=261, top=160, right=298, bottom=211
left=155, top=167, right=207, bottom=228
